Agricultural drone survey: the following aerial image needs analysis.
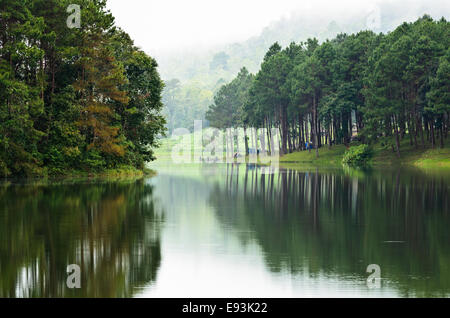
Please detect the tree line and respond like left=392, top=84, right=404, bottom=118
left=0, top=0, right=165, bottom=177
left=206, top=16, right=449, bottom=157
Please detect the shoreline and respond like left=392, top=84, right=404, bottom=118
left=279, top=142, right=450, bottom=170
left=2, top=144, right=448, bottom=182
left=0, top=167, right=157, bottom=184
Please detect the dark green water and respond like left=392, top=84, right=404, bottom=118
left=0, top=164, right=448, bottom=297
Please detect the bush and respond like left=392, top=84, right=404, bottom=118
left=82, top=149, right=106, bottom=171
left=342, top=144, right=372, bottom=166
left=0, top=159, right=10, bottom=177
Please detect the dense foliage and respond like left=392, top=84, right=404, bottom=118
left=206, top=16, right=449, bottom=157
left=160, top=3, right=445, bottom=133
left=342, top=144, right=372, bottom=166
left=0, top=0, right=165, bottom=177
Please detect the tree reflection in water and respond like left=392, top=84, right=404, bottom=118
left=0, top=179, right=163, bottom=297
left=209, top=164, right=449, bottom=297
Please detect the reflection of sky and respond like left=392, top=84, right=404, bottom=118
left=136, top=241, right=398, bottom=298
left=135, top=165, right=400, bottom=298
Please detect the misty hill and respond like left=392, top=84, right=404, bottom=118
left=160, top=0, right=450, bottom=132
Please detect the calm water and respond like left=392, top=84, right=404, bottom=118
left=0, top=164, right=448, bottom=297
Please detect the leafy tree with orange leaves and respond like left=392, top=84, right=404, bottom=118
left=74, top=31, right=129, bottom=166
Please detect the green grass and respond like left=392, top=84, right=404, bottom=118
left=0, top=166, right=157, bottom=186
left=44, top=165, right=157, bottom=181
left=279, top=136, right=449, bottom=170
left=155, top=130, right=449, bottom=170
left=413, top=148, right=450, bottom=168
left=371, top=137, right=450, bottom=168
left=280, top=145, right=347, bottom=166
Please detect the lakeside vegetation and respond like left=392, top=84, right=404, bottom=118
left=205, top=16, right=449, bottom=166
left=2, top=3, right=448, bottom=177
left=160, top=2, right=446, bottom=134
left=0, top=0, right=165, bottom=178
left=153, top=128, right=449, bottom=169
left=280, top=136, right=450, bottom=168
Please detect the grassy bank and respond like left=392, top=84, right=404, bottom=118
left=371, top=140, right=450, bottom=168
left=53, top=166, right=157, bottom=178
left=280, top=137, right=450, bottom=169
left=0, top=166, right=158, bottom=183
left=280, top=145, right=347, bottom=166
left=154, top=130, right=449, bottom=169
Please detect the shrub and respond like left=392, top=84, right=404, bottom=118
left=82, top=149, right=106, bottom=171
left=342, top=144, right=372, bottom=166
left=0, top=159, right=10, bottom=177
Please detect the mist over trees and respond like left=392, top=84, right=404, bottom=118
left=0, top=0, right=165, bottom=176
left=206, top=16, right=449, bottom=156
left=159, top=0, right=449, bottom=134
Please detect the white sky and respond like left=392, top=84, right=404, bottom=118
left=106, top=0, right=362, bottom=55
left=106, top=0, right=448, bottom=56
left=107, top=0, right=304, bottom=53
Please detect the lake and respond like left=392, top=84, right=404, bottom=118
left=0, top=163, right=448, bottom=297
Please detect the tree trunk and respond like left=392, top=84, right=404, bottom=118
left=318, top=119, right=322, bottom=148
left=409, top=116, right=413, bottom=146
left=287, top=123, right=292, bottom=153
left=327, top=124, right=331, bottom=149
left=313, top=95, right=319, bottom=158
left=394, top=115, right=401, bottom=158
left=265, top=119, right=272, bottom=155
left=298, top=114, right=303, bottom=150
left=348, top=112, right=353, bottom=142
left=431, top=119, right=436, bottom=148
left=305, top=115, right=310, bottom=145
left=244, top=126, right=249, bottom=155
left=234, top=127, right=240, bottom=155
left=417, top=114, right=424, bottom=148
left=280, top=106, right=288, bottom=155
left=413, top=115, right=418, bottom=149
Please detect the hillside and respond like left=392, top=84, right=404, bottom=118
left=159, top=0, right=450, bottom=133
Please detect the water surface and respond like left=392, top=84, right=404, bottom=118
left=0, top=164, right=448, bottom=297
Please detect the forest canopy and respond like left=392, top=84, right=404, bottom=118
left=206, top=15, right=449, bottom=157
left=0, top=0, right=166, bottom=177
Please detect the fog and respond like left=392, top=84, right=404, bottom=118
left=107, top=0, right=450, bottom=59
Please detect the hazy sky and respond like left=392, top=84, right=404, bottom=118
left=106, top=0, right=448, bottom=56
left=107, top=0, right=304, bottom=54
